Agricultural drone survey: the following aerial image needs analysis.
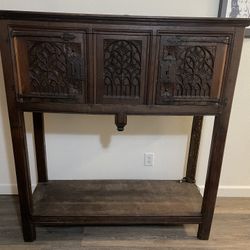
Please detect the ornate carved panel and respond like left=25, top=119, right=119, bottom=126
left=103, top=39, right=142, bottom=98
left=157, top=35, right=228, bottom=104
left=160, top=45, right=216, bottom=98
left=13, top=31, right=86, bottom=102
left=96, top=34, right=148, bottom=104
left=28, top=41, right=83, bottom=96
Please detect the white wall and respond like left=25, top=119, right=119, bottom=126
left=0, top=0, right=218, bottom=16
left=1, top=0, right=250, bottom=197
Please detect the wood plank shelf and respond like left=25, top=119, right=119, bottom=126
left=32, top=180, right=202, bottom=225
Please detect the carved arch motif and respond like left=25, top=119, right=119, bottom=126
left=160, top=45, right=216, bottom=98
left=103, top=39, right=142, bottom=98
left=28, top=41, right=83, bottom=96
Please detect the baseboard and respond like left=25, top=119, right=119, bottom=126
left=0, top=184, right=36, bottom=195
left=0, top=184, right=18, bottom=194
left=1, top=184, right=250, bottom=197
left=198, top=185, right=250, bottom=197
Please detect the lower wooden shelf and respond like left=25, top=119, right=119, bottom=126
left=32, top=180, right=202, bottom=225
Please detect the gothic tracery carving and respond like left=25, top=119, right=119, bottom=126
left=159, top=44, right=216, bottom=98
left=28, top=41, right=84, bottom=96
left=103, top=39, right=142, bottom=98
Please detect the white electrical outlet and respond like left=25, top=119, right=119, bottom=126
left=144, top=152, right=154, bottom=166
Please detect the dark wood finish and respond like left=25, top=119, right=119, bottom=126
left=2, top=196, right=250, bottom=249
left=20, top=102, right=223, bottom=115
left=218, top=0, right=250, bottom=38
left=185, top=116, right=203, bottom=183
left=0, top=10, right=249, bottom=26
left=12, top=29, right=87, bottom=103
left=32, top=112, right=48, bottom=182
left=0, top=21, right=36, bottom=242
left=33, top=215, right=202, bottom=226
left=32, top=180, right=202, bottom=223
left=156, top=35, right=228, bottom=104
left=0, top=10, right=248, bottom=242
left=95, top=33, right=149, bottom=104
left=198, top=27, right=246, bottom=240
left=115, top=113, right=127, bottom=131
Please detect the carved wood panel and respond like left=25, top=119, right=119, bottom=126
left=12, top=30, right=86, bottom=102
left=103, top=39, right=142, bottom=98
left=96, top=34, right=149, bottom=104
left=156, top=35, right=228, bottom=104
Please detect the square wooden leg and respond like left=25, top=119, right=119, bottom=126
left=33, top=112, right=48, bottom=182
left=197, top=113, right=230, bottom=240
left=185, top=116, right=203, bottom=183
left=10, top=113, right=36, bottom=242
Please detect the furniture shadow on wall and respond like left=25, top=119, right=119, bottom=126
left=43, top=114, right=192, bottom=148
left=31, top=114, right=192, bottom=180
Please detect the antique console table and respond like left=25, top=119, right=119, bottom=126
left=0, top=11, right=249, bottom=242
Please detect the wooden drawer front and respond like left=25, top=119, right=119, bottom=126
left=96, top=34, right=149, bottom=104
left=12, top=30, right=86, bottom=103
left=156, top=35, right=228, bottom=104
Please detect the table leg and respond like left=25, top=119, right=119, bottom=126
left=10, top=112, right=36, bottom=241
left=33, top=112, right=48, bottom=182
left=185, top=116, right=203, bottom=183
left=0, top=22, right=36, bottom=241
left=197, top=113, right=229, bottom=240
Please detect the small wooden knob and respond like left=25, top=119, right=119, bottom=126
left=115, top=113, right=127, bottom=131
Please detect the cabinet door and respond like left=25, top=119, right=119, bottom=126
left=95, top=34, right=149, bottom=104
left=12, top=29, right=86, bottom=103
left=156, top=35, right=228, bottom=105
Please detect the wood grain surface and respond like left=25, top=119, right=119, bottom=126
left=32, top=180, right=202, bottom=217
left=0, top=196, right=250, bottom=249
